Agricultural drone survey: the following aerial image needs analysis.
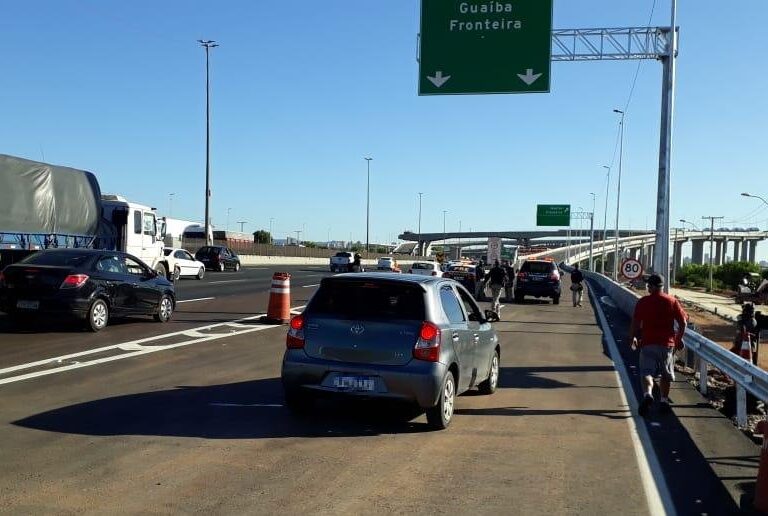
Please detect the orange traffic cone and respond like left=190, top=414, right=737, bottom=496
left=262, top=272, right=291, bottom=324
left=754, top=420, right=768, bottom=513
left=740, top=328, right=753, bottom=363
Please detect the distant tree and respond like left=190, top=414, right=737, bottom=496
left=304, top=241, right=317, bottom=248
left=253, top=230, right=272, bottom=244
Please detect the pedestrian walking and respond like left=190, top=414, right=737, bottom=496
left=629, top=274, right=687, bottom=416
left=483, top=260, right=508, bottom=315
left=570, top=264, right=584, bottom=307
left=503, top=260, right=515, bottom=302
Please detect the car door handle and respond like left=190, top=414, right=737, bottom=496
left=452, top=333, right=460, bottom=342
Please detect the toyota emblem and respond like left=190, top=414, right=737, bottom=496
left=350, top=323, right=365, bottom=336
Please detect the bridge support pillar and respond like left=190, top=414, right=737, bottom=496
left=742, top=240, right=750, bottom=262
left=733, top=239, right=741, bottom=262
left=673, top=240, right=684, bottom=277
left=749, top=240, right=758, bottom=263
left=692, top=240, right=705, bottom=265
left=714, top=240, right=723, bottom=266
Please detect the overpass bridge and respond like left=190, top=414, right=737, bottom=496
left=529, top=229, right=768, bottom=272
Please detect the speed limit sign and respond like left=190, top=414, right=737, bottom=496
left=621, top=258, right=643, bottom=280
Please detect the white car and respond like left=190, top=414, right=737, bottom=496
left=163, top=248, right=206, bottom=280
left=409, top=261, right=443, bottom=277
left=376, top=256, right=401, bottom=272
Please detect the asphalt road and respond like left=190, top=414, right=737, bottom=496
left=0, top=273, right=655, bottom=514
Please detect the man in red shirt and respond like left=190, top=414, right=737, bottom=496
left=629, top=274, right=687, bottom=415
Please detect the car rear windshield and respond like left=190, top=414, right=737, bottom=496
left=334, top=252, right=352, bottom=258
left=411, top=263, right=434, bottom=270
left=196, top=247, right=220, bottom=256
left=520, top=261, right=554, bottom=274
left=20, top=251, right=92, bottom=267
left=309, top=280, right=425, bottom=321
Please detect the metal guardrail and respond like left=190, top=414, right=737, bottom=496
left=583, top=269, right=768, bottom=428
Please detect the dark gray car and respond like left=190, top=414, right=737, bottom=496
left=281, top=273, right=500, bottom=429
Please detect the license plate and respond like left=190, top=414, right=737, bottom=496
left=16, top=300, right=39, bottom=310
left=333, top=376, right=375, bottom=391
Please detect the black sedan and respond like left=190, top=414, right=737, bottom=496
left=0, top=249, right=175, bottom=332
left=194, top=246, right=241, bottom=272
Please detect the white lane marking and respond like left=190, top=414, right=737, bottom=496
left=208, top=279, right=250, bottom=285
left=209, top=403, right=283, bottom=408
left=301, top=284, right=320, bottom=288
left=0, top=305, right=307, bottom=387
left=177, top=297, right=215, bottom=304
left=589, top=287, right=675, bottom=516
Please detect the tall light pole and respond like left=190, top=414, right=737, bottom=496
left=364, top=157, right=372, bottom=253
left=236, top=221, right=247, bottom=232
left=269, top=217, right=274, bottom=245
left=601, top=165, right=611, bottom=274
left=226, top=207, right=231, bottom=231
left=442, top=210, right=448, bottom=260
left=680, top=218, right=700, bottom=231
left=613, top=109, right=626, bottom=281
left=199, top=39, right=218, bottom=246
left=417, top=192, right=424, bottom=256
left=742, top=193, right=768, bottom=233
left=169, top=193, right=175, bottom=217
left=589, top=192, right=596, bottom=270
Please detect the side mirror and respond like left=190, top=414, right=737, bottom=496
left=484, top=309, right=499, bottom=323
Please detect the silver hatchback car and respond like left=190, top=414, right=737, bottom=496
left=281, top=273, right=500, bottom=429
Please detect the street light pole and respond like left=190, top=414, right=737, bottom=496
left=613, top=109, right=626, bottom=281
left=269, top=218, right=274, bottom=245
left=226, top=207, right=231, bottom=232
left=417, top=192, right=424, bottom=257
left=199, top=39, right=218, bottom=247
left=589, top=193, right=596, bottom=271
left=236, top=221, right=247, bottom=232
left=442, top=210, right=448, bottom=260
left=169, top=193, right=175, bottom=217
left=601, top=165, right=610, bottom=274
left=364, top=157, right=372, bottom=254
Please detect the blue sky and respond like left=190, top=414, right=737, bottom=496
left=1, top=1, right=767, bottom=258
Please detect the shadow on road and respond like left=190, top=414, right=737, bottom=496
left=13, top=378, right=434, bottom=439
left=454, top=406, right=630, bottom=420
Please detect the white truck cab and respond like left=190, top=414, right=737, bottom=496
left=101, top=195, right=170, bottom=278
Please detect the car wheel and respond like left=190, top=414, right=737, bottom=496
left=172, top=266, right=181, bottom=282
left=196, top=267, right=205, bottom=280
left=552, top=295, right=560, bottom=305
left=284, top=389, right=314, bottom=414
left=426, top=372, right=456, bottom=430
left=153, top=295, right=174, bottom=323
left=218, top=262, right=225, bottom=272
left=155, top=262, right=168, bottom=280
left=478, top=350, right=500, bottom=395
left=87, top=299, right=109, bottom=332
left=234, top=262, right=241, bottom=272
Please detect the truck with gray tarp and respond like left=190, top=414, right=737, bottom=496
left=0, top=154, right=170, bottom=277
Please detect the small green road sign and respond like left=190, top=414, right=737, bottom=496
left=419, top=0, right=553, bottom=95
left=537, top=204, right=570, bottom=226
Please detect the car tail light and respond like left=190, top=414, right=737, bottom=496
left=413, top=321, right=441, bottom=362
left=0, top=272, right=5, bottom=288
left=517, top=272, right=527, bottom=279
left=431, top=271, right=437, bottom=276
left=286, top=314, right=305, bottom=349
left=60, top=274, right=89, bottom=289
left=549, top=273, right=560, bottom=281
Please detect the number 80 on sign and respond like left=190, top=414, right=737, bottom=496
left=621, top=259, right=643, bottom=280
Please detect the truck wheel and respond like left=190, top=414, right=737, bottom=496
left=155, top=262, right=168, bottom=280
left=87, top=299, right=109, bottom=332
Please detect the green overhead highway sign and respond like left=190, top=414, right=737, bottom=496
left=418, top=0, right=553, bottom=95
left=537, top=204, right=570, bottom=226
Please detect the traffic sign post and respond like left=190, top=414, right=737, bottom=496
left=621, top=258, right=643, bottom=281
left=418, top=0, right=553, bottom=95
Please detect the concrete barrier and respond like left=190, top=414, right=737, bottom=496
left=239, top=255, right=417, bottom=268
